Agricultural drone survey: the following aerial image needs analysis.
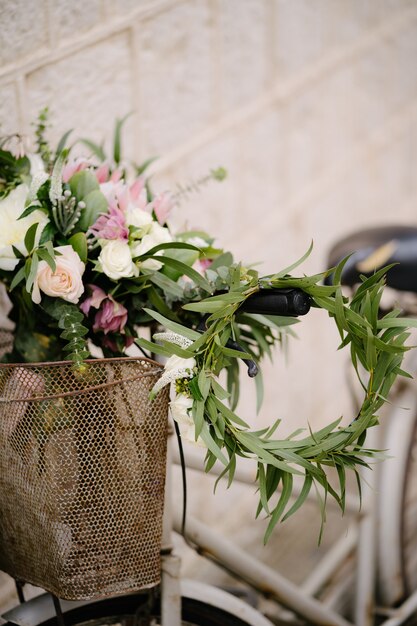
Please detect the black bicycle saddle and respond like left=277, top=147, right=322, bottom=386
left=326, top=225, right=417, bottom=293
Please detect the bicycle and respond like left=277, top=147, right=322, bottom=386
left=1, top=227, right=417, bottom=626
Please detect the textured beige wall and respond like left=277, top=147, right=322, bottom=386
left=1, top=0, right=417, bottom=602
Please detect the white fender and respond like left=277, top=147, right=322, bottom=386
left=181, top=579, right=274, bottom=626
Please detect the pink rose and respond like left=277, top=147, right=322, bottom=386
left=32, top=245, right=85, bottom=305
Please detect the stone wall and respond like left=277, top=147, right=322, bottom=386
left=1, top=0, right=417, bottom=606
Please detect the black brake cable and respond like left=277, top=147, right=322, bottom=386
left=173, top=420, right=200, bottom=551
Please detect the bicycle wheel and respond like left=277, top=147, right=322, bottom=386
left=3, top=589, right=265, bottom=626
left=400, top=413, right=417, bottom=597
left=378, top=388, right=417, bottom=606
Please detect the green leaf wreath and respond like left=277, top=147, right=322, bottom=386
left=139, top=247, right=417, bottom=541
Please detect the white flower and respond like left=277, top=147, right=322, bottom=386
left=186, top=236, right=209, bottom=248
left=130, top=222, right=172, bottom=272
left=32, top=245, right=85, bottom=305
left=169, top=390, right=206, bottom=448
left=98, top=239, right=139, bottom=280
left=166, top=354, right=196, bottom=374
left=182, top=423, right=206, bottom=447
left=126, top=205, right=153, bottom=238
left=151, top=353, right=196, bottom=396
left=153, top=331, right=192, bottom=349
left=0, top=184, right=49, bottom=271
left=170, top=393, right=193, bottom=425
left=28, top=153, right=45, bottom=175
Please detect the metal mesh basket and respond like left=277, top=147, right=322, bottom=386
left=0, top=358, right=169, bottom=601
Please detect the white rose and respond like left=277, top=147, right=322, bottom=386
left=169, top=393, right=193, bottom=425
left=130, top=222, right=173, bottom=271
left=98, top=239, right=139, bottom=280
left=126, top=205, right=153, bottom=238
left=0, top=184, right=50, bottom=271
left=32, top=245, right=85, bottom=305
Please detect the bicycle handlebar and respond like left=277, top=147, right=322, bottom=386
left=238, top=288, right=311, bottom=316
left=230, top=288, right=311, bottom=378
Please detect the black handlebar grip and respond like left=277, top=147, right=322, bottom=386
left=240, top=288, right=311, bottom=317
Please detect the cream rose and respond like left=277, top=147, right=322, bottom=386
left=130, top=222, right=173, bottom=271
left=32, top=245, right=85, bottom=305
left=98, top=239, right=139, bottom=280
left=0, top=184, right=50, bottom=271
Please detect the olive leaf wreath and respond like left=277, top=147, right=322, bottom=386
left=137, top=246, right=417, bottom=541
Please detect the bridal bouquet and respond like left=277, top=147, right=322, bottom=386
left=0, top=112, right=414, bottom=539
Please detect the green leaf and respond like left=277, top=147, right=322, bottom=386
left=39, top=222, right=57, bottom=245
left=113, top=113, right=132, bottom=165
left=264, top=472, right=294, bottom=543
left=135, top=156, right=158, bottom=176
left=26, top=252, right=38, bottom=293
left=163, top=249, right=201, bottom=280
left=148, top=286, right=181, bottom=322
left=198, top=369, right=211, bottom=399
left=69, top=170, right=99, bottom=200
left=10, top=265, right=26, bottom=290
left=149, top=271, right=185, bottom=298
left=193, top=400, right=205, bottom=438
left=220, top=345, right=253, bottom=360
left=150, top=256, right=212, bottom=292
left=210, top=252, right=234, bottom=270
left=79, top=139, right=106, bottom=161
left=271, top=241, right=314, bottom=280
left=24, top=222, right=38, bottom=254
left=199, top=422, right=228, bottom=465
left=213, top=396, right=250, bottom=427
left=37, top=248, right=56, bottom=272
left=144, top=308, right=200, bottom=340
left=76, top=189, right=107, bottom=231
left=11, top=245, right=25, bottom=259
left=18, top=204, right=44, bottom=220
left=182, top=300, right=229, bottom=313
left=56, top=129, right=73, bottom=155
left=255, top=368, right=264, bottom=414
left=135, top=337, right=180, bottom=358
left=377, top=317, right=417, bottom=330
left=282, top=474, right=313, bottom=522
left=68, top=232, right=88, bottom=263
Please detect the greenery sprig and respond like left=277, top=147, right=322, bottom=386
left=138, top=247, right=417, bottom=541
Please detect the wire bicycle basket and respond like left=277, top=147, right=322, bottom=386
left=0, top=358, right=169, bottom=601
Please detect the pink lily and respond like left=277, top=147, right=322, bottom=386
left=150, top=192, right=173, bottom=225
left=89, top=204, right=129, bottom=241
left=62, top=158, right=89, bottom=183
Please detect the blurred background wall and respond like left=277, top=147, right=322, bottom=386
left=1, top=0, right=417, bottom=611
